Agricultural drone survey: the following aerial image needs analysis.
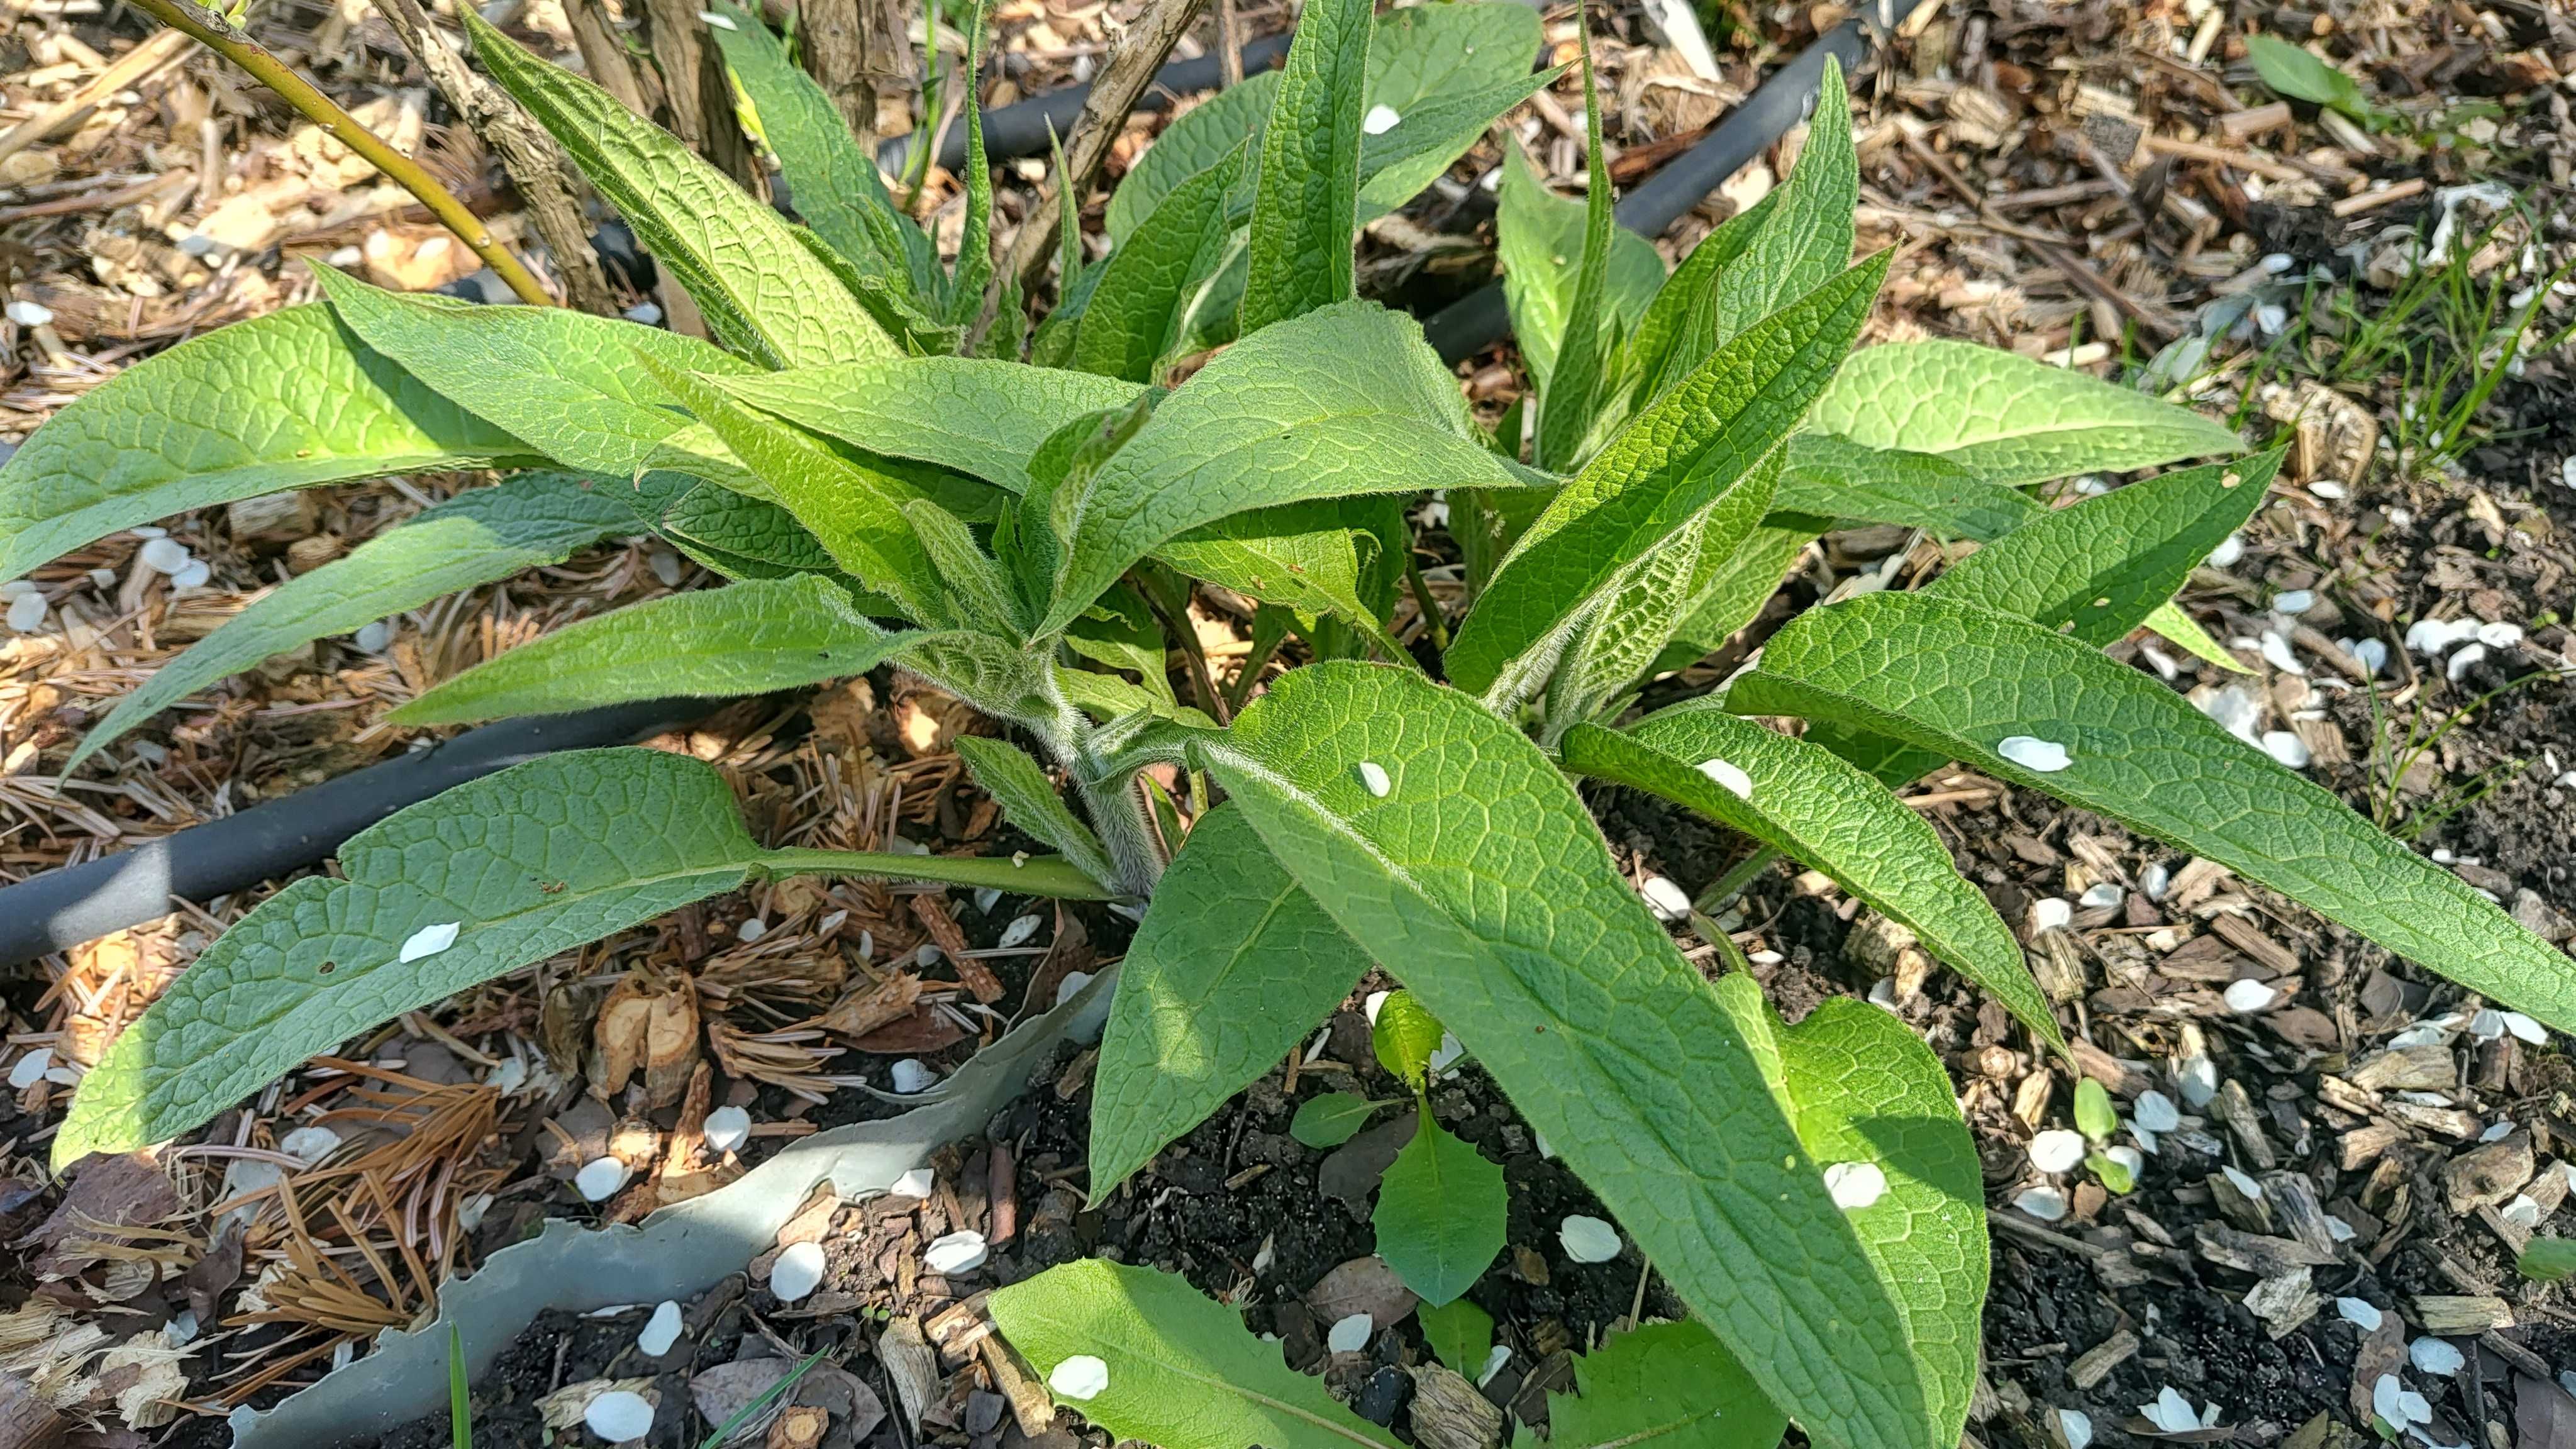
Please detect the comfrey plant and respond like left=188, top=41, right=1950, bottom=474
left=9, top=0, right=2568, bottom=1443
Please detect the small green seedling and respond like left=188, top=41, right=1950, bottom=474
left=2517, top=1237, right=2576, bottom=1284
left=2074, top=1078, right=2118, bottom=1145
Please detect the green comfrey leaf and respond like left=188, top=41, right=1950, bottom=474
left=1547, top=1319, right=1789, bottom=1449
left=1089, top=805, right=1371, bottom=1196
left=52, top=747, right=1108, bottom=1167
left=1417, top=1298, right=1492, bottom=1375
left=1158, top=504, right=1405, bottom=660
left=2074, top=1077, right=2118, bottom=1143
left=1808, top=340, right=2241, bottom=484
left=1447, top=254, right=1888, bottom=708
left=717, top=357, right=1145, bottom=495
left=1713, top=55, right=1855, bottom=343
left=1497, top=143, right=1664, bottom=394
left=1074, top=143, right=1250, bottom=383
left=0, top=304, right=536, bottom=582
left=901, top=499, right=1024, bottom=638
left=1370, top=989, right=1445, bottom=1089
left=1620, top=190, right=1777, bottom=411
left=1559, top=707, right=2060, bottom=1048
left=308, top=266, right=756, bottom=482
left=630, top=353, right=950, bottom=622
left=462, top=11, right=894, bottom=368
left=1056, top=664, right=1218, bottom=730
left=2244, top=35, right=2402, bottom=131
left=952, top=736, right=1116, bottom=886
left=1774, top=434, right=2041, bottom=541
left=701, top=1, right=937, bottom=300
left=1533, top=28, right=1616, bottom=474
left=1646, top=519, right=1816, bottom=675
left=2143, top=599, right=2251, bottom=674
left=1729, top=591, right=2576, bottom=1033
left=1041, top=301, right=1530, bottom=634
left=1723, top=978, right=1986, bottom=1449
left=1374, top=1103, right=1507, bottom=1307
left=1108, top=76, right=1277, bottom=245
left=943, top=0, right=996, bottom=327
left=1931, top=450, right=2284, bottom=643
left=1239, top=0, right=1369, bottom=333
left=73, top=472, right=643, bottom=770
left=390, top=574, right=916, bottom=726
left=1289, top=1091, right=1391, bottom=1149
left=989, top=1260, right=1401, bottom=1449
left=2518, top=1238, right=2576, bottom=1284
left=1805, top=450, right=2285, bottom=789
left=658, top=480, right=842, bottom=578
left=1199, top=662, right=1936, bottom=1449
left=1062, top=582, right=1175, bottom=707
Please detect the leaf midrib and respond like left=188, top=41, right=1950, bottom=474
left=1031, top=1311, right=1396, bottom=1449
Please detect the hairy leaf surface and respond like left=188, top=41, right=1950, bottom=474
left=392, top=575, right=911, bottom=724
left=1201, top=663, right=1933, bottom=1449
left=75, top=473, right=640, bottom=767
left=0, top=305, right=533, bottom=581
left=1497, top=143, right=1663, bottom=391
left=1446, top=255, right=1885, bottom=704
left=718, top=359, right=1143, bottom=494
left=311, top=268, right=754, bottom=480
left=1774, top=435, right=2040, bottom=541
left=702, top=2, right=939, bottom=297
left=1075, top=145, right=1248, bottom=382
left=464, top=11, right=891, bottom=367
left=1043, top=302, right=1523, bottom=631
left=989, top=1260, right=1400, bottom=1449
left=1089, top=806, right=1370, bottom=1195
left=55, top=748, right=1102, bottom=1165
left=952, top=737, right=1116, bottom=885
left=1729, top=593, right=2576, bottom=1031
left=1712, top=55, right=1853, bottom=341
left=1808, top=340, right=2240, bottom=484
left=1561, top=708, right=2057, bottom=1045
left=1240, top=0, right=1370, bottom=331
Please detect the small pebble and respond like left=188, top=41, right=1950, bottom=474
left=1997, top=735, right=2072, bottom=772
left=583, top=1388, right=656, bottom=1444
left=2223, top=979, right=2277, bottom=1014
left=1048, top=1354, right=1109, bottom=1400
left=636, top=1300, right=682, bottom=1357
left=1825, top=1161, right=1887, bottom=1210
left=1558, top=1214, right=1623, bottom=1262
left=2013, top=1186, right=2068, bottom=1221
left=769, top=1240, right=826, bottom=1302
left=2336, top=1297, right=2383, bottom=1332
left=925, top=1229, right=989, bottom=1275
left=2028, top=1130, right=2086, bottom=1174
left=1694, top=758, right=1753, bottom=799
left=701, top=1105, right=750, bottom=1155
left=1328, top=1312, right=1375, bottom=1353
left=575, top=1157, right=629, bottom=1202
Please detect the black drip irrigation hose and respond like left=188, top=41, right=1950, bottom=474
left=0, top=1, right=1914, bottom=967
left=0, top=700, right=694, bottom=967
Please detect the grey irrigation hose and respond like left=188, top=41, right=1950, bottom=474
left=1423, top=0, right=1918, bottom=363
left=0, top=699, right=696, bottom=967
left=0, top=3, right=1912, bottom=967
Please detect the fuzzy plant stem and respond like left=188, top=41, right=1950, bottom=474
left=128, top=0, right=555, bottom=306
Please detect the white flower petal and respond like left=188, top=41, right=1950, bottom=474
left=1049, top=1353, right=1110, bottom=1400
left=2057, top=1407, right=2094, bottom=1449
left=889, top=1058, right=936, bottom=1094
left=2223, top=979, right=2278, bottom=1014
left=701, top=1105, right=752, bottom=1155
left=1358, top=760, right=1392, bottom=797
left=1997, top=735, right=2072, bottom=772
left=1640, top=875, right=1692, bottom=921
left=2028, top=1130, right=2087, bottom=1174
left=2014, top=1185, right=2068, bottom=1221
left=2502, top=1011, right=2547, bottom=1045
left=1694, top=758, right=1753, bottom=799
left=8, top=1049, right=54, bottom=1091
left=1558, top=1214, right=1623, bottom=1262
left=2221, top=1165, right=2265, bottom=1200
left=1362, top=104, right=1402, bottom=135
left=574, top=1157, right=628, bottom=1202
left=398, top=921, right=461, bottom=963
left=584, top=1388, right=656, bottom=1443
left=2336, top=1297, right=2382, bottom=1331
left=924, top=1229, right=989, bottom=1275
left=1327, top=1311, right=1375, bottom=1353
left=2409, top=1337, right=2465, bottom=1375
left=2134, top=1090, right=2181, bottom=1133
left=637, top=1300, right=682, bottom=1357
left=769, top=1240, right=826, bottom=1302
left=889, top=1167, right=936, bottom=1199
left=1826, top=1160, right=1887, bottom=1209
